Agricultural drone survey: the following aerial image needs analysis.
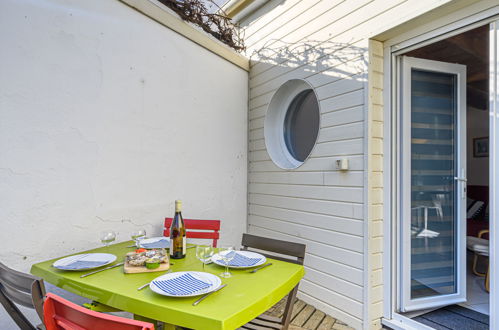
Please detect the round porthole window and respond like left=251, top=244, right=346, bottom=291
left=265, top=80, right=320, bottom=169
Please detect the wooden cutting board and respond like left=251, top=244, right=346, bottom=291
left=123, top=260, right=170, bottom=274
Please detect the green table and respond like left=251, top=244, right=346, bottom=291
left=31, top=241, right=304, bottom=330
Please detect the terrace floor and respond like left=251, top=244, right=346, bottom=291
left=262, top=297, right=354, bottom=330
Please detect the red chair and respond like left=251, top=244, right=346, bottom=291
left=164, top=218, right=220, bottom=247
left=43, top=293, right=155, bottom=330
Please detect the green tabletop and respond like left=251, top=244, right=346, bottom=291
left=31, top=241, right=304, bottom=330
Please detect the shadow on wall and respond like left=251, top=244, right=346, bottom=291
left=248, top=39, right=367, bottom=81
left=246, top=39, right=369, bottom=329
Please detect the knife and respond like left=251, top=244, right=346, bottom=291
left=192, top=284, right=227, bottom=306
left=249, top=263, right=272, bottom=273
left=80, top=262, right=124, bottom=278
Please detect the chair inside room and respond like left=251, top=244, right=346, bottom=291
left=164, top=218, right=221, bottom=247
left=467, top=229, right=490, bottom=292
left=0, top=262, right=46, bottom=330
left=43, top=292, right=155, bottom=330
left=239, top=233, right=306, bottom=330
left=466, top=185, right=489, bottom=237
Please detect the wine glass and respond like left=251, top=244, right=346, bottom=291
left=196, top=245, right=214, bottom=270
left=100, top=231, right=116, bottom=251
left=131, top=229, right=146, bottom=247
left=218, top=246, right=235, bottom=278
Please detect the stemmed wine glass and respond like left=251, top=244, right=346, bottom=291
left=131, top=229, right=147, bottom=247
left=218, top=246, right=235, bottom=278
left=100, top=231, right=116, bottom=251
left=196, top=245, right=214, bottom=270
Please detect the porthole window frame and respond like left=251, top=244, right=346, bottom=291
left=264, top=79, right=321, bottom=169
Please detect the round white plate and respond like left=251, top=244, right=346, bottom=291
left=150, top=271, right=221, bottom=297
left=52, top=253, right=117, bottom=271
left=211, top=250, right=266, bottom=269
left=137, top=237, right=170, bottom=249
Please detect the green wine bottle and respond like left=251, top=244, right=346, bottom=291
left=169, top=200, right=186, bottom=259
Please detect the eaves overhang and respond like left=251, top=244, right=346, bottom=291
left=222, top=0, right=268, bottom=22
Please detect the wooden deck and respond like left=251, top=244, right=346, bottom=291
left=262, top=298, right=354, bottom=330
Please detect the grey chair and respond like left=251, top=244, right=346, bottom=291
left=239, top=234, right=306, bottom=330
left=0, top=262, right=46, bottom=330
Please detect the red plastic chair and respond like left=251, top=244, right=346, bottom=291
left=43, top=293, right=155, bottom=330
left=164, top=218, right=221, bottom=247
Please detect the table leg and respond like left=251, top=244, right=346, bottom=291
left=282, top=285, right=300, bottom=328
left=161, top=323, right=178, bottom=330
left=486, top=263, right=490, bottom=293
left=424, top=207, right=428, bottom=231
left=84, top=301, right=121, bottom=312
left=133, top=314, right=181, bottom=330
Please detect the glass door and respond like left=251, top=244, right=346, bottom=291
left=490, top=20, right=499, bottom=328
left=399, top=56, right=467, bottom=312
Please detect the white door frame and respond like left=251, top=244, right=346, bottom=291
left=489, top=20, right=499, bottom=330
left=381, top=11, right=499, bottom=330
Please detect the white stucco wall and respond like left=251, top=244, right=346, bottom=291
left=0, top=0, right=248, bottom=273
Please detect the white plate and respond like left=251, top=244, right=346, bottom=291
left=137, top=237, right=170, bottom=249
left=53, top=253, right=117, bottom=271
left=150, top=271, right=221, bottom=297
left=211, top=250, right=266, bottom=269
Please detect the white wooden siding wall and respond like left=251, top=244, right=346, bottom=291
left=241, top=0, right=455, bottom=329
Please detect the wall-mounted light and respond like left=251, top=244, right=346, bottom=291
left=335, top=158, right=349, bottom=171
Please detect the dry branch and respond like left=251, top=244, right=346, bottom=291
left=157, top=0, right=245, bottom=52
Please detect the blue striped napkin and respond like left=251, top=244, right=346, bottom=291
left=152, top=273, right=211, bottom=296
left=219, top=252, right=262, bottom=267
left=56, top=260, right=107, bottom=270
left=140, top=239, right=169, bottom=249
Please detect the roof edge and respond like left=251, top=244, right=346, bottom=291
left=222, top=0, right=254, bottom=19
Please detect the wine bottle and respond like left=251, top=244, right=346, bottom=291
left=169, top=200, right=186, bottom=259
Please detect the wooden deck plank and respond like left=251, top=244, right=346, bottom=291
left=290, top=299, right=307, bottom=320
left=291, top=305, right=316, bottom=327
left=260, top=298, right=352, bottom=330
left=317, top=315, right=337, bottom=330
left=268, top=297, right=289, bottom=317
left=289, top=326, right=305, bottom=330
left=303, top=310, right=326, bottom=329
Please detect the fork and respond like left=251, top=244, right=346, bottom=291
left=58, top=254, right=90, bottom=267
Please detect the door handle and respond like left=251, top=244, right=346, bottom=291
left=454, top=176, right=467, bottom=199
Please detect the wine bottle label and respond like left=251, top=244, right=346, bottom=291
left=183, top=238, right=186, bottom=255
